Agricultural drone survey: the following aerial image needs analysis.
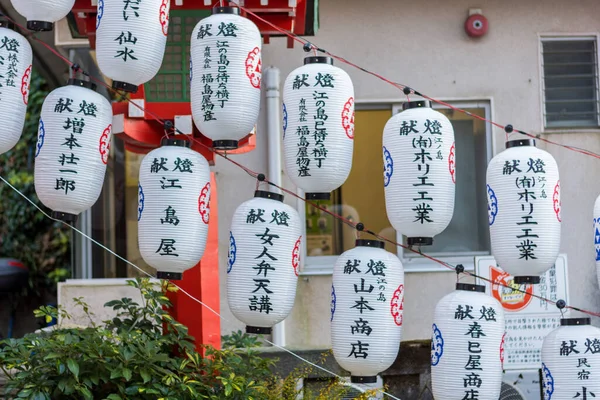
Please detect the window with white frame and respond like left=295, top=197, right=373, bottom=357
left=541, top=37, right=599, bottom=129
left=300, top=101, right=493, bottom=274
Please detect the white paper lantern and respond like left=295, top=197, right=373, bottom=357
left=282, top=56, right=355, bottom=201
left=541, top=318, right=600, bottom=400
left=331, top=239, right=404, bottom=383
left=593, top=195, right=600, bottom=292
left=95, top=0, right=170, bottom=93
left=10, top=0, right=75, bottom=31
left=190, top=7, right=261, bottom=150
left=487, top=139, right=561, bottom=284
left=227, top=190, right=302, bottom=334
left=138, top=139, right=211, bottom=280
left=34, top=79, right=113, bottom=223
left=382, top=101, right=455, bottom=246
left=431, top=283, right=505, bottom=400
left=0, top=23, right=32, bottom=155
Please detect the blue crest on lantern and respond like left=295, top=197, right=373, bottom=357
left=330, top=284, right=336, bottom=322
left=96, top=0, right=104, bottom=29
left=541, top=362, right=554, bottom=400
left=487, top=184, right=498, bottom=226
left=189, top=59, right=193, bottom=83
left=594, top=217, right=600, bottom=261
left=431, top=323, right=444, bottom=366
left=137, top=184, right=144, bottom=221
left=227, top=232, right=236, bottom=273
left=35, top=119, right=45, bottom=158
left=383, top=146, right=394, bottom=187
left=282, top=103, right=288, bottom=138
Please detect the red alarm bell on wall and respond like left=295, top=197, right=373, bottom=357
left=465, top=14, right=488, bottom=37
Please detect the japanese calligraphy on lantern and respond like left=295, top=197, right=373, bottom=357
left=331, top=243, right=404, bottom=381
left=382, top=104, right=455, bottom=242
left=191, top=10, right=261, bottom=147
left=227, top=193, right=301, bottom=331
left=542, top=321, right=600, bottom=400
left=431, top=285, right=504, bottom=400
left=476, top=254, right=569, bottom=370
left=282, top=57, right=354, bottom=196
left=95, top=0, right=169, bottom=90
left=138, top=143, right=211, bottom=278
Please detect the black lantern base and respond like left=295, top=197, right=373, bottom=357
left=561, top=318, right=591, bottom=326
left=212, top=140, right=239, bottom=150
left=350, top=376, right=377, bottom=384
left=305, top=192, right=331, bottom=201
left=27, top=20, right=53, bottom=31
left=112, top=81, right=138, bottom=93
left=513, top=276, right=541, bottom=285
left=407, top=237, right=433, bottom=246
left=156, top=271, right=183, bottom=280
left=246, top=326, right=271, bottom=335
left=51, top=211, right=78, bottom=224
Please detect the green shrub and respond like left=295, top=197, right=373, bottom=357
left=0, top=279, right=379, bottom=400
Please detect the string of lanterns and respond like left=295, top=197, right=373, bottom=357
left=3, top=2, right=600, bottom=397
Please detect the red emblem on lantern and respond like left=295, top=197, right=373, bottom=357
left=390, top=284, right=404, bottom=326
left=198, top=182, right=211, bottom=224
left=159, top=0, right=170, bottom=36
left=341, top=97, right=355, bottom=139
left=99, top=124, right=112, bottom=165
left=449, top=141, right=456, bottom=184
left=553, top=180, right=561, bottom=222
left=21, top=65, right=32, bottom=105
left=500, top=332, right=506, bottom=366
left=292, top=236, right=302, bottom=276
left=245, top=47, right=262, bottom=89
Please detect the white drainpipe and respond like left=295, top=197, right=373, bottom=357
left=265, top=67, right=285, bottom=346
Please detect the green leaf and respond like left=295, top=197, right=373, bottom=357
left=67, top=358, right=79, bottom=379
left=122, top=368, right=132, bottom=382
left=106, top=395, right=122, bottom=400
left=140, top=368, right=151, bottom=383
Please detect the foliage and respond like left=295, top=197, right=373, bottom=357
left=0, top=70, right=70, bottom=298
left=0, top=279, right=381, bottom=400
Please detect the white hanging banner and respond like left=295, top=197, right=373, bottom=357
left=542, top=319, right=600, bottom=400
left=382, top=101, right=455, bottom=246
left=0, top=24, right=33, bottom=155
left=96, top=0, right=170, bottom=92
left=431, top=283, right=505, bottom=400
left=331, top=240, right=404, bottom=383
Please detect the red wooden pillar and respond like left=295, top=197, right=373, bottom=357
left=167, top=173, right=221, bottom=352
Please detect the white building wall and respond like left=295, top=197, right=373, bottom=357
left=215, top=0, right=600, bottom=347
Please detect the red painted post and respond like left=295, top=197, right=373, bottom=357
left=167, top=172, right=221, bottom=352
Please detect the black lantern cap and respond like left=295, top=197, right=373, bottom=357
left=402, top=100, right=432, bottom=110
left=112, top=80, right=138, bottom=93
left=407, top=237, right=433, bottom=246
left=254, top=190, right=284, bottom=203
left=513, top=275, right=541, bottom=285
left=304, top=56, right=334, bottom=65
left=0, top=20, right=16, bottom=30
left=305, top=192, right=331, bottom=201
left=156, top=271, right=183, bottom=280
left=161, top=138, right=191, bottom=148
left=561, top=318, right=591, bottom=326
left=456, top=283, right=486, bottom=293
left=246, top=326, right=271, bottom=335
left=67, top=78, right=97, bottom=92
left=351, top=376, right=377, bottom=384
left=355, top=239, right=385, bottom=249
left=506, top=139, right=535, bottom=149
left=51, top=211, right=78, bottom=224
left=27, top=20, right=53, bottom=32
left=212, top=6, right=240, bottom=15
left=212, top=140, right=239, bottom=150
